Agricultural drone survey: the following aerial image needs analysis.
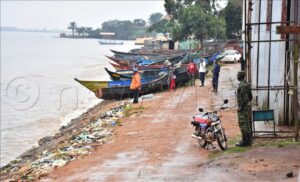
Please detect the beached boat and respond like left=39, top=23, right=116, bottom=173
left=74, top=78, right=109, bottom=92
left=106, top=56, right=163, bottom=67
left=75, top=76, right=161, bottom=92
left=104, top=67, right=189, bottom=87
left=110, top=49, right=185, bottom=61
left=104, top=67, right=169, bottom=80
left=172, top=67, right=189, bottom=85
left=105, top=55, right=136, bottom=65
left=108, top=60, right=170, bottom=70
left=104, top=68, right=132, bottom=80
left=75, top=73, right=169, bottom=100
left=110, top=49, right=185, bottom=56
left=106, top=52, right=188, bottom=70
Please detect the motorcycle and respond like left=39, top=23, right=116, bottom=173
left=191, top=99, right=229, bottom=150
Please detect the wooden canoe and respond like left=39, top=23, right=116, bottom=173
left=98, top=73, right=170, bottom=100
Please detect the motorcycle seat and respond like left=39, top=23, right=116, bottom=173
left=194, top=114, right=210, bottom=124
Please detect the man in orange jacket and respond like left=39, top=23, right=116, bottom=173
left=130, top=68, right=141, bottom=103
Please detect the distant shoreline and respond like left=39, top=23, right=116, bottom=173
left=1, top=30, right=61, bottom=33
left=0, top=28, right=62, bottom=33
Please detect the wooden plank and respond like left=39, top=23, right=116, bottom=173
left=276, top=26, right=300, bottom=34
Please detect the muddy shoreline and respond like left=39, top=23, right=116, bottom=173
left=2, top=64, right=299, bottom=181
left=0, top=100, right=126, bottom=181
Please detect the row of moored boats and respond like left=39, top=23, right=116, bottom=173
left=75, top=49, right=224, bottom=100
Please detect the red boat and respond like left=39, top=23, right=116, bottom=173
left=106, top=56, right=136, bottom=66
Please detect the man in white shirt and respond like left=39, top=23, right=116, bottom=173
left=199, top=58, right=206, bottom=87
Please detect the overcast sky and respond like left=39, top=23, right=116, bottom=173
left=1, top=1, right=166, bottom=30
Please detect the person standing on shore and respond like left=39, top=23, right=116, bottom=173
left=236, top=71, right=253, bottom=146
left=212, top=61, right=220, bottom=92
left=199, top=58, right=207, bottom=87
left=187, top=60, right=197, bottom=86
left=169, top=67, right=176, bottom=91
left=130, top=68, right=141, bottom=103
left=240, top=56, right=245, bottom=71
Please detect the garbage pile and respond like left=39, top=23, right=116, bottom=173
left=1, top=103, right=127, bottom=181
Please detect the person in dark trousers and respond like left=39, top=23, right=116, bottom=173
left=240, top=56, right=245, bottom=71
left=236, top=71, right=253, bottom=146
left=130, top=68, right=141, bottom=103
left=198, top=58, right=206, bottom=87
left=212, top=61, right=220, bottom=92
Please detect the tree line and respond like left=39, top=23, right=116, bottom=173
left=155, top=0, right=242, bottom=43
left=66, top=13, right=163, bottom=40
left=66, top=0, right=242, bottom=41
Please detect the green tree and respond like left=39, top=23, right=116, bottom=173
left=147, top=19, right=177, bottom=35
left=163, top=0, right=226, bottom=42
left=221, top=0, right=242, bottom=39
left=133, top=19, right=146, bottom=27
left=68, top=21, right=77, bottom=37
left=164, top=0, right=218, bottom=18
left=88, top=28, right=102, bottom=38
left=76, top=27, right=85, bottom=36
left=102, top=20, right=134, bottom=39
left=149, top=12, right=163, bottom=25
left=85, top=27, right=93, bottom=37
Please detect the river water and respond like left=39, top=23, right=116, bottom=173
left=0, top=31, right=140, bottom=166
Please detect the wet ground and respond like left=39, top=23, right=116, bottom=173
left=41, top=64, right=300, bottom=182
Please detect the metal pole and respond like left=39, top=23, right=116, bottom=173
left=244, top=0, right=247, bottom=75
left=267, top=0, right=273, bottom=110
left=247, top=0, right=253, bottom=83
left=284, top=0, right=291, bottom=126
left=293, top=39, right=299, bottom=141
left=256, top=0, right=262, bottom=90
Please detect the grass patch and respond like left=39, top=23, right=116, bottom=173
left=252, top=139, right=300, bottom=148
left=209, top=146, right=248, bottom=159
left=209, top=138, right=300, bottom=159
left=123, top=104, right=145, bottom=118
left=228, top=135, right=242, bottom=146
left=123, top=104, right=133, bottom=117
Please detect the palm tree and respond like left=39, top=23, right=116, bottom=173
left=86, top=27, right=93, bottom=37
left=68, top=22, right=77, bottom=37
left=76, top=27, right=85, bottom=36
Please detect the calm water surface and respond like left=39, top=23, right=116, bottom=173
left=0, top=31, right=140, bottom=166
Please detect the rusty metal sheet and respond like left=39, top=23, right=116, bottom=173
left=276, top=26, right=300, bottom=34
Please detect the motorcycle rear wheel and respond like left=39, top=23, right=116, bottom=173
left=216, top=129, right=227, bottom=150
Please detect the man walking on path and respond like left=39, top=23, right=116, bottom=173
left=187, top=60, right=197, bottom=86
left=199, top=58, right=206, bottom=87
left=236, top=71, right=253, bottom=146
left=212, top=61, right=220, bottom=92
left=130, top=68, right=141, bottom=103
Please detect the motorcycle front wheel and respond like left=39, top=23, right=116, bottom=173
left=216, top=128, right=228, bottom=150
left=198, top=137, right=207, bottom=147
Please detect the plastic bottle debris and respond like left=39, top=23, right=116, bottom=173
left=52, top=159, right=67, bottom=167
left=1, top=103, right=126, bottom=181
